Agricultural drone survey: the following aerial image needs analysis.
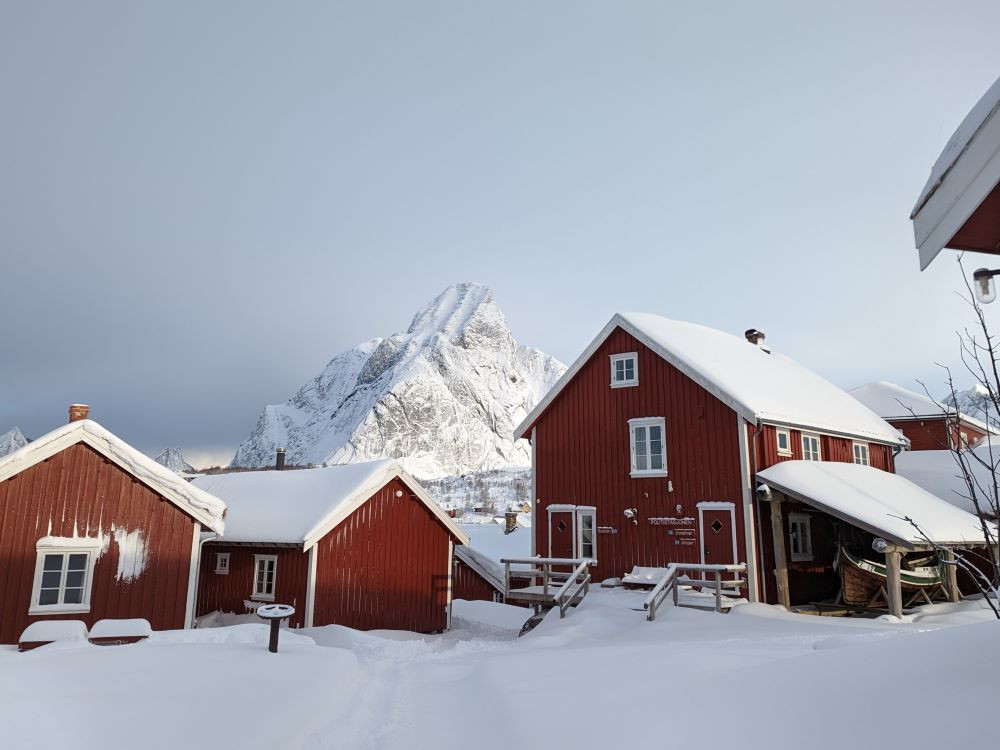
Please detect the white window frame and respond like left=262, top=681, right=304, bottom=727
left=801, top=433, right=821, bottom=461
left=775, top=428, right=792, bottom=456
left=609, top=352, right=638, bottom=388
left=215, top=552, right=231, bottom=575
left=576, top=507, right=597, bottom=562
left=29, top=540, right=100, bottom=615
left=788, top=513, right=814, bottom=562
left=852, top=442, right=870, bottom=466
left=629, top=417, right=668, bottom=477
left=252, top=554, right=278, bottom=601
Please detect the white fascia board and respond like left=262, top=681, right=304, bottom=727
left=302, top=465, right=470, bottom=551
left=0, top=423, right=223, bottom=532
left=913, top=112, right=1000, bottom=270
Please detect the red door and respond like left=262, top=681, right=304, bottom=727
left=700, top=505, right=737, bottom=568
left=550, top=511, right=575, bottom=558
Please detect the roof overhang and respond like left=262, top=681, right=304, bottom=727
left=454, top=546, right=504, bottom=593
left=0, top=420, right=226, bottom=533
left=912, top=77, right=1000, bottom=270
left=301, top=465, right=470, bottom=551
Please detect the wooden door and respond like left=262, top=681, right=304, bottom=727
left=699, top=504, right=737, bottom=568
left=550, top=510, right=576, bottom=559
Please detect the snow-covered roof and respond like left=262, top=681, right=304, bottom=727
left=757, top=461, right=988, bottom=548
left=895, top=446, right=1000, bottom=517
left=911, top=76, right=1000, bottom=269
left=517, top=313, right=905, bottom=446
left=456, top=523, right=532, bottom=592
left=192, top=462, right=469, bottom=548
left=0, top=419, right=227, bottom=533
left=454, top=546, right=504, bottom=593
left=848, top=381, right=994, bottom=434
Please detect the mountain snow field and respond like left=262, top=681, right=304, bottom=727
left=230, top=282, right=565, bottom=479
left=1, top=593, right=996, bottom=750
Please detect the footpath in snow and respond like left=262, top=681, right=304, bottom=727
left=0, top=591, right=996, bottom=750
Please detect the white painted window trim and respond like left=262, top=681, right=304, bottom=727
left=609, top=352, right=639, bottom=388
left=576, top=506, right=597, bottom=562
left=252, top=554, right=278, bottom=601
left=29, top=542, right=97, bottom=616
left=215, top=552, right=230, bottom=575
left=629, top=417, right=668, bottom=477
left=775, top=428, right=792, bottom=456
left=788, top=513, right=814, bottom=562
left=852, top=442, right=870, bottom=466
left=801, top=433, right=822, bottom=461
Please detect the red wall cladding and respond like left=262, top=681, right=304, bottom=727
left=531, top=326, right=747, bottom=583
left=453, top=559, right=498, bottom=603
left=197, top=544, right=310, bottom=628
left=313, top=478, right=453, bottom=633
left=0, top=443, right=197, bottom=644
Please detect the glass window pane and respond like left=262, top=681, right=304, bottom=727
left=68, top=554, right=88, bottom=571
left=38, top=589, right=59, bottom=605
left=65, top=571, right=85, bottom=588
left=43, top=554, right=64, bottom=572
left=63, top=588, right=84, bottom=604
left=41, top=571, right=62, bottom=588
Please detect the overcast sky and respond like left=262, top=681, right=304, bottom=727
left=2, top=2, right=1000, bottom=467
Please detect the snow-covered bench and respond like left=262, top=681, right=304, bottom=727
left=18, top=620, right=90, bottom=652
left=89, top=618, right=152, bottom=646
left=623, top=566, right=669, bottom=588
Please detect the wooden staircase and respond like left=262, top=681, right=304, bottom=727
left=501, top=557, right=595, bottom=634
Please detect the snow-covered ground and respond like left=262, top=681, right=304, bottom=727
left=1, top=593, right=996, bottom=749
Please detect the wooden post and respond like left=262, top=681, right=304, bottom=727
left=943, top=548, right=961, bottom=603
left=885, top=550, right=903, bottom=618
left=769, top=497, right=791, bottom=609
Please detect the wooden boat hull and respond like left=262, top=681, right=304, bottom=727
left=835, top=547, right=944, bottom=607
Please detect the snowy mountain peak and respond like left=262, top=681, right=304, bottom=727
left=0, top=426, right=28, bottom=458
left=231, top=283, right=566, bottom=478
left=154, top=448, right=195, bottom=473
left=944, top=384, right=999, bottom=429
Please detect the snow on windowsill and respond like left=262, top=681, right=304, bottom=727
left=28, top=606, right=91, bottom=617
left=630, top=470, right=668, bottom=479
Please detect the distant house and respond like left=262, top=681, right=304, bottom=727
left=911, top=76, right=1000, bottom=270
left=0, top=406, right=227, bottom=645
left=515, top=314, right=985, bottom=614
left=849, top=381, right=993, bottom=450
left=192, top=461, right=469, bottom=633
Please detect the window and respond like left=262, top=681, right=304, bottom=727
left=215, top=552, right=230, bottom=575
left=960, top=431, right=970, bottom=449
left=788, top=513, right=813, bottom=562
left=776, top=429, right=791, bottom=456
left=30, top=542, right=98, bottom=615
left=610, top=353, right=638, bottom=387
left=629, top=418, right=667, bottom=476
left=577, top=508, right=596, bottom=560
left=252, top=555, right=277, bottom=600
left=801, top=433, right=821, bottom=461
left=852, top=442, right=870, bottom=466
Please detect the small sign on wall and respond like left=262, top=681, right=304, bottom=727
left=597, top=526, right=618, bottom=535
left=648, top=517, right=695, bottom=527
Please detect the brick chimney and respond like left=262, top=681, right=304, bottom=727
left=68, top=404, right=90, bottom=423
left=504, top=510, right=518, bottom=535
left=275, top=448, right=286, bottom=470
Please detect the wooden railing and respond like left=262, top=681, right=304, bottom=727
left=643, top=563, right=747, bottom=621
left=501, top=557, right=595, bottom=617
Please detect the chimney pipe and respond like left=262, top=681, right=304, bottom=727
left=68, top=404, right=90, bottom=423
left=275, top=448, right=286, bottom=471
left=744, top=329, right=766, bottom=346
left=504, top=510, right=518, bottom=535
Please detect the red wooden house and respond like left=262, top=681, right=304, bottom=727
left=0, top=406, right=228, bottom=644
left=849, top=381, right=993, bottom=451
left=515, top=314, right=984, bottom=612
left=192, top=460, right=469, bottom=633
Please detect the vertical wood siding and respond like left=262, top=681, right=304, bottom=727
left=889, top=419, right=987, bottom=452
left=453, top=559, right=499, bottom=603
left=533, top=327, right=746, bottom=583
left=0, top=442, right=197, bottom=644
left=197, top=544, right=309, bottom=628
left=312, top=478, right=453, bottom=633
left=755, top=425, right=895, bottom=473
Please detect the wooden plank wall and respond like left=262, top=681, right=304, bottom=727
left=453, top=558, right=499, bottom=603
left=0, top=442, right=197, bottom=644
left=197, top=544, right=310, bottom=628
left=755, top=424, right=895, bottom=472
left=312, top=477, right=453, bottom=633
left=532, top=327, right=746, bottom=583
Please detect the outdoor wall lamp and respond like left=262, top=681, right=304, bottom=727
left=973, top=268, right=1000, bottom=304
left=624, top=508, right=638, bottom=525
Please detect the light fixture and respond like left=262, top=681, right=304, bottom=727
left=973, top=268, right=999, bottom=304
left=623, top=508, right=638, bottom=525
